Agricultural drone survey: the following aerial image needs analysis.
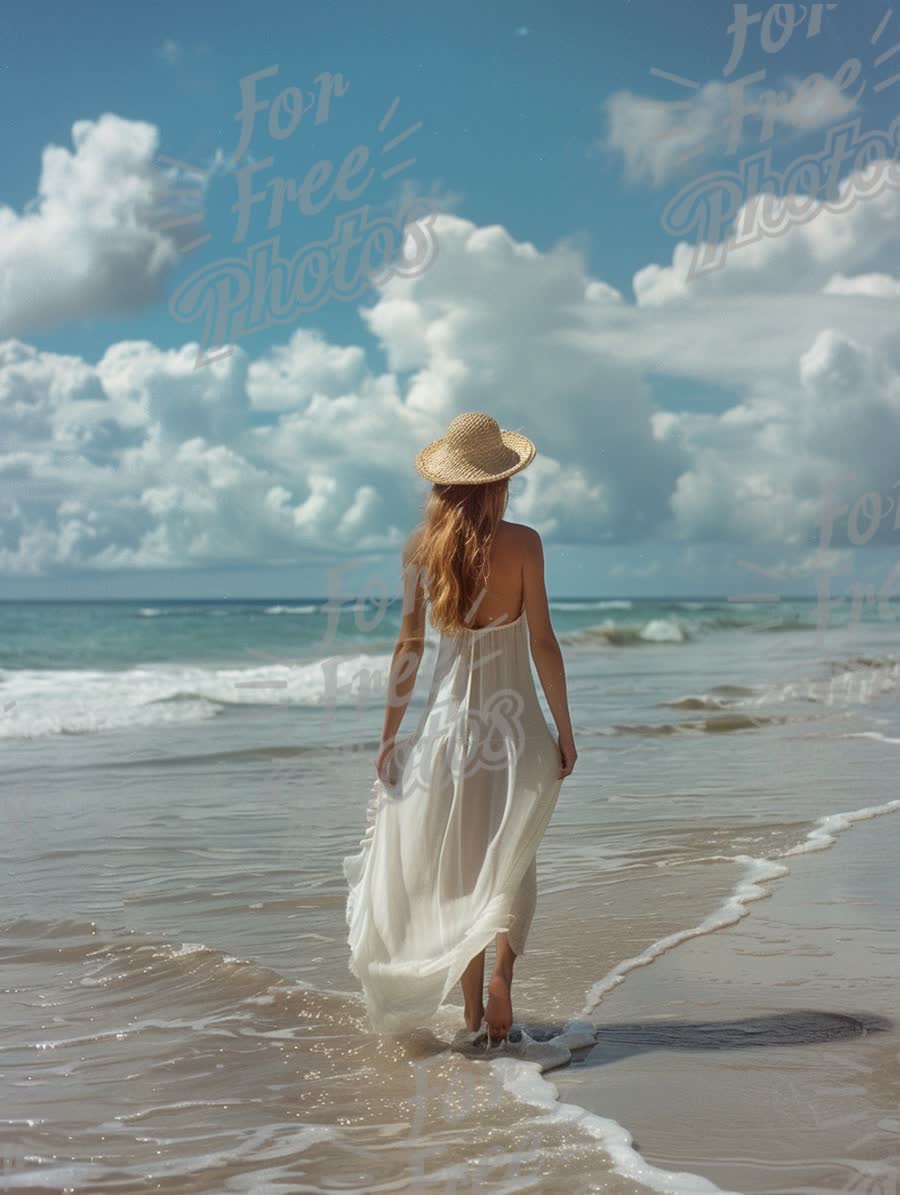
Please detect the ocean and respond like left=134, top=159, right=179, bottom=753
left=1, top=596, right=898, bottom=1193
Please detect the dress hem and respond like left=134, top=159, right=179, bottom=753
left=343, top=774, right=560, bottom=1037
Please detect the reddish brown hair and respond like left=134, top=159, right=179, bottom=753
left=408, top=479, right=509, bottom=636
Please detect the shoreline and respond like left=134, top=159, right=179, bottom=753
left=543, top=799, right=900, bottom=1194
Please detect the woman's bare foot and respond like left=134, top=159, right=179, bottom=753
left=485, top=972, right=512, bottom=1042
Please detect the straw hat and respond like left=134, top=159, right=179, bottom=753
left=415, top=412, right=536, bottom=484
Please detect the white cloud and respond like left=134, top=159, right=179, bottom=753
left=663, top=328, right=900, bottom=548
left=824, top=272, right=900, bottom=298
left=246, top=329, right=367, bottom=412
left=0, top=209, right=685, bottom=575
left=1, top=160, right=899, bottom=577
left=633, top=161, right=900, bottom=307
left=0, top=114, right=193, bottom=341
left=603, top=75, right=858, bottom=188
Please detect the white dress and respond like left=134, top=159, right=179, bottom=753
left=342, top=606, right=563, bottom=1036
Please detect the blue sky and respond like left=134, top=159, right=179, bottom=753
left=2, top=0, right=900, bottom=600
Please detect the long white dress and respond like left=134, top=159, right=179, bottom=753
left=342, top=606, right=563, bottom=1036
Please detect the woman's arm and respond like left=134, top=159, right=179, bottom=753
left=521, top=527, right=577, bottom=778
left=378, top=531, right=427, bottom=754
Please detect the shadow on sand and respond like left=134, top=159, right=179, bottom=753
left=520, top=1008, right=894, bottom=1069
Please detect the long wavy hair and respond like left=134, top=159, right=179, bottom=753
left=408, top=478, right=509, bottom=636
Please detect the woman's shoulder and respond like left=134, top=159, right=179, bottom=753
left=404, top=519, right=541, bottom=557
left=498, top=520, right=542, bottom=550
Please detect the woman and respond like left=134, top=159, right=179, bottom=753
left=343, top=411, right=576, bottom=1046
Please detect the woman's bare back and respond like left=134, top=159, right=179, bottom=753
left=467, top=521, right=524, bottom=628
left=471, top=521, right=554, bottom=646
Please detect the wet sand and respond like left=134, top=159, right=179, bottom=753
left=550, top=806, right=900, bottom=1194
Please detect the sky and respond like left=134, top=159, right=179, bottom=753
left=2, top=0, right=900, bottom=601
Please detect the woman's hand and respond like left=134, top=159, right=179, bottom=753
left=375, top=737, right=402, bottom=789
left=558, top=731, right=577, bottom=780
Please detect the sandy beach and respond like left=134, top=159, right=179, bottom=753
left=550, top=800, right=900, bottom=1195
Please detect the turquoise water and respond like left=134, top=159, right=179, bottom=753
left=0, top=595, right=873, bottom=671
left=0, top=595, right=892, bottom=740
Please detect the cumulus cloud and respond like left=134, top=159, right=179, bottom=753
left=657, top=328, right=900, bottom=549
left=545, top=156, right=900, bottom=553
left=0, top=209, right=687, bottom=575
left=632, top=161, right=900, bottom=307
left=1, top=160, right=899, bottom=578
left=0, top=113, right=194, bottom=341
left=246, top=329, right=367, bottom=412
left=0, top=334, right=413, bottom=575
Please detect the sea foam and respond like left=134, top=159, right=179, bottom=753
left=0, top=653, right=394, bottom=740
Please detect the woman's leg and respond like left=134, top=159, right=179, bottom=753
left=485, top=933, right=515, bottom=1041
left=486, top=858, right=537, bottom=1041
left=460, top=948, right=485, bottom=1030
left=507, top=856, right=537, bottom=958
